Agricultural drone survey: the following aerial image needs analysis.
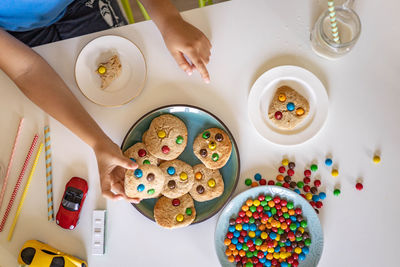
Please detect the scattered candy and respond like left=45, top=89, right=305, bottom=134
left=314, top=180, right=321, bottom=187
left=304, top=170, right=311, bottom=177
left=310, top=164, right=318, bottom=172
left=331, top=169, right=339, bottom=177
left=373, top=155, right=381, bottom=164
left=288, top=162, right=296, bottom=169
left=282, top=159, right=289, bottom=166
left=287, top=169, right=295, bottom=176
left=325, top=158, right=333, bottom=166
left=278, top=166, right=286, bottom=173
left=245, top=179, right=252, bottom=186
left=333, top=189, right=341, bottom=196
left=259, top=179, right=266, bottom=185
left=355, top=182, right=363, bottom=191
left=254, top=173, right=262, bottom=181
left=251, top=182, right=258, bottom=187
left=319, top=192, right=326, bottom=200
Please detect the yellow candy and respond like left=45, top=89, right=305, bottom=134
left=208, top=141, right=217, bottom=150
left=248, top=231, right=256, bottom=238
left=157, top=130, right=166, bottom=139
left=331, top=169, right=339, bottom=177
left=261, top=232, right=268, bottom=239
left=294, top=247, right=302, bottom=254
left=176, top=214, right=184, bottom=222
left=267, top=248, right=274, bottom=253
left=373, top=155, right=381, bottom=163
left=195, top=172, right=202, bottom=180
left=275, top=234, right=280, bottom=241
left=296, top=108, right=305, bottom=116
left=97, top=66, right=106, bottom=74
left=253, top=200, right=261, bottom=207
left=208, top=179, right=216, bottom=188
left=282, top=159, right=289, bottom=166
left=235, top=224, right=242, bottom=231
left=305, top=193, right=313, bottom=200
left=273, top=252, right=280, bottom=259
left=278, top=94, right=286, bottom=102
left=298, top=227, right=305, bottom=233
left=180, top=172, right=188, bottom=181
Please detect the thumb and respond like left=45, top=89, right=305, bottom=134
left=116, top=155, right=138, bottom=170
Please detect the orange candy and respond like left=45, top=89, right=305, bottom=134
left=281, top=223, right=288, bottom=230
left=232, top=250, right=238, bottom=256
left=239, top=250, right=246, bottom=257
left=246, top=199, right=253, bottom=206
left=288, top=209, right=295, bottom=216
left=260, top=244, right=268, bottom=252
left=259, top=224, right=266, bottom=231
left=251, top=181, right=258, bottom=187
left=281, top=207, right=288, bottom=213
left=276, top=175, right=284, bottom=181
left=224, top=239, right=231, bottom=246
left=246, top=210, right=253, bottom=217
left=228, top=255, right=235, bottom=262
left=266, top=254, right=273, bottom=260
left=225, top=248, right=232, bottom=256
left=268, top=200, right=275, bottom=207
left=241, top=205, right=249, bottom=212
left=229, top=244, right=236, bottom=251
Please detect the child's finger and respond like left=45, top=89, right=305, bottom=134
left=102, top=189, right=123, bottom=200
left=111, top=182, right=140, bottom=203
left=189, top=53, right=210, bottom=83
left=172, top=51, right=193, bottom=75
left=116, top=155, right=138, bottom=170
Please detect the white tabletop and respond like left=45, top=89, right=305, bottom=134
left=1, top=0, right=400, bottom=266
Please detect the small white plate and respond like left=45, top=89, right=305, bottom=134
left=248, top=66, right=328, bottom=145
left=75, top=35, right=146, bottom=107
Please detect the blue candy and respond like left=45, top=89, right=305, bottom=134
left=254, top=173, right=262, bottom=181
left=129, top=157, right=136, bottom=162
left=269, top=232, right=277, bottom=240
left=244, top=236, right=250, bottom=242
left=296, top=221, right=300, bottom=227
left=137, top=184, right=145, bottom=192
left=167, top=166, right=175, bottom=175
left=294, top=189, right=301, bottom=194
left=266, top=211, right=272, bottom=217
left=233, top=231, right=240, bottom=237
left=325, top=158, right=333, bottom=166
left=255, top=230, right=261, bottom=236
left=236, top=243, right=243, bottom=250
left=134, top=169, right=143, bottom=178
left=243, top=223, right=249, bottom=231
left=285, top=240, right=291, bottom=246
left=287, top=102, right=295, bottom=111
left=265, top=260, right=272, bottom=267
left=303, top=247, right=310, bottom=255
left=312, top=195, right=320, bottom=202
left=250, top=224, right=257, bottom=231
left=319, top=192, right=327, bottom=200
left=231, top=237, right=238, bottom=244
left=299, top=252, right=306, bottom=261
left=259, top=257, right=266, bottom=263
left=228, top=226, right=235, bottom=232
left=290, top=216, right=297, bottom=222
left=274, top=246, right=280, bottom=252
left=281, top=263, right=288, bottom=267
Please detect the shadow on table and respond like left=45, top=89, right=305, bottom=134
left=250, top=54, right=330, bottom=97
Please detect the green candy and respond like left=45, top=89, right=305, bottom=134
left=242, top=244, right=249, bottom=251
left=310, top=164, right=318, bottom=172
left=264, top=206, right=271, bottom=212
left=297, top=181, right=304, bottom=188
left=202, top=131, right=210, bottom=139
left=304, top=238, right=312, bottom=246
left=277, top=228, right=284, bottom=234
left=270, top=207, right=277, bottom=215
left=334, top=188, right=341, bottom=196
left=287, top=201, right=294, bottom=209
left=296, top=236, right=303, bottom=241
left=249, top=217, right=255, bottom=224
left=212, top=153, right=219, bottom=162
left=301, top=220, right=308, bottom=228
left=143, top=159, right=150, bottom=165
left=261, top=200, right=268, bottom=206
left=283, top=213, right=290, bottom=219
left=245, top=262, right=254, bottom=267
left=246, top=251, right=253, bottom=258
left=276, top=182, right=283, bottom=187
left=249, top=206, right=257, bottom=212
left=265, top=195, right=272, bottom=201
left=245, top=178, right=252, bottom=186
left=255, top=239, right=262, bottom=246
left=290, top=223, right=297, bottom=231
left=147, top=189, right=155, bottom=195
left=176, top=135, right=184, bottom=144
left=278, top=241, right=285, bottom=247
left=185, top=208, right=192, bottom=215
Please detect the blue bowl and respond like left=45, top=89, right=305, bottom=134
left=121, top=104, right=240, bottom=224
left=214, top=186, right=323, bottom=266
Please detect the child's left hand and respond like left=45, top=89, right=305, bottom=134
left=160, top=17, right=212, bottom=83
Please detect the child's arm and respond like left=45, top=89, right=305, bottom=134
left=140, top=0, right=212, bottom=83
left=0, top=29, right=139, bottom=203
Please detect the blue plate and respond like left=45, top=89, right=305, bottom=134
left=121, top=105, right=240, bottom=224
left=214, top=186, right=323, bottom=266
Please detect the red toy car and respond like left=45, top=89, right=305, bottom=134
left=56, top=177, right=88, bottom=230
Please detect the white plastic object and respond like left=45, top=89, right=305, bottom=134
left=92, top=210, right=106, bottom=255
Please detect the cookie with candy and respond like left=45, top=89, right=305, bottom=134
left=123, top=142, right=159, bottom=165
left=125, top=164, right=166, bottom=199
left=189, top=164, right=224, bottom=202
left=159, top=159, right=194, bottom=198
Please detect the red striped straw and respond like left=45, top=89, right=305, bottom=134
left=0, top=118, right=24, bottom=211
left=0, top=134, right=38, bottom=232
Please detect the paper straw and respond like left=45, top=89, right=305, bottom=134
left=0, top=118, right=24, bottom=211
left=328, top=1, right=340, bottom=43
left=0, top=134, right=38, bottom=232
left=44, top=126, right=55, bottom=221
left=7, top=143, right=43, bottom=241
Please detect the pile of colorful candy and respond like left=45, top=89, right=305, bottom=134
left=224, top=195, right=311, bottom=267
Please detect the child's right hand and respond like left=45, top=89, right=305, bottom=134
left=160, top=17, right=212, bottom=83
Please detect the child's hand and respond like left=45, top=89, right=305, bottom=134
left=161, top=17, right=212, bottom=83
left=93, top=140, right=141, bottom=203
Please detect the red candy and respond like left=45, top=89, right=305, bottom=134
left=268, top=180, right=275, bottom=185
left=303, top=177, right=311, bottom=184
left=258, top=194, right=265, bottom=201
left=259, top=179, right=267, bottom=185
left=162, top=145, right=170, bottom=154
left=303, top=185, right=311, bottom=192
left=316, top=201, right=323, bottom=208
left=227, top=232, right=233, bottom=239
left=238, top=236, right=244, bottom=243
left=283, top=182, right=290, bottom=188
left=293, top=260, right=299, bottom=267
left=246, top=240, right=253, bottom=247
left=279, top=166, right=286, bottom=173
left=304, top=170, right=311, bottom=177
left=238, top=211, right=246, bottom=217
left=253, top=213, right=260, bottom=219
left=273, top=196, right=281, bottom=203
left=241, top=230, right=247, bottom=237
left=314, top=179, right=322, bottom=187
left=271, top=259, right=278, bottom=266
left=235, top=255, right=241, bottom=262
left=172, top=198, right=180, bottom=206
left=274, top=111, right=283, bottom=120
left=257, top=206, right=263, bottom=212
left=287, top=169, right=294, bottom=176
left=295, top=208, right=302, bottom=215
left=138, top=149, right=147, bottom=157
left=310, top=201, right=316, bottom=208
left=243, top=216, right=250, bottom=223
left=249, top=246, right=255, bottom=252
left=280, top=199, right=287, bottom=206
left=256, top=263, right=263, bottom=267
left=356, top=182, right=363, bottom=190
left=252, top=257, right=259, bottom=264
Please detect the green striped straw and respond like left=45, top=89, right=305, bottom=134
left=328, top=1, right=340, bottom=43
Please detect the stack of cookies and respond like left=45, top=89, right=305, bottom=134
left=123, top=114, right=232, bottom=229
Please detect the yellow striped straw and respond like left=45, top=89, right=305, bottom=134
left=328, top=1, right=340, bottom=43
left=44, top=126, right=55, bottom=221
left=7, top=143, right=43, bottom=241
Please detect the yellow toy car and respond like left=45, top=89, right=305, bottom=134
left=18, top=240, right=87, bottom=267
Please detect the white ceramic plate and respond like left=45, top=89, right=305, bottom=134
left=248, top=66, right=328, bottom=145
left=75, top=35, right=146, bottom=107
